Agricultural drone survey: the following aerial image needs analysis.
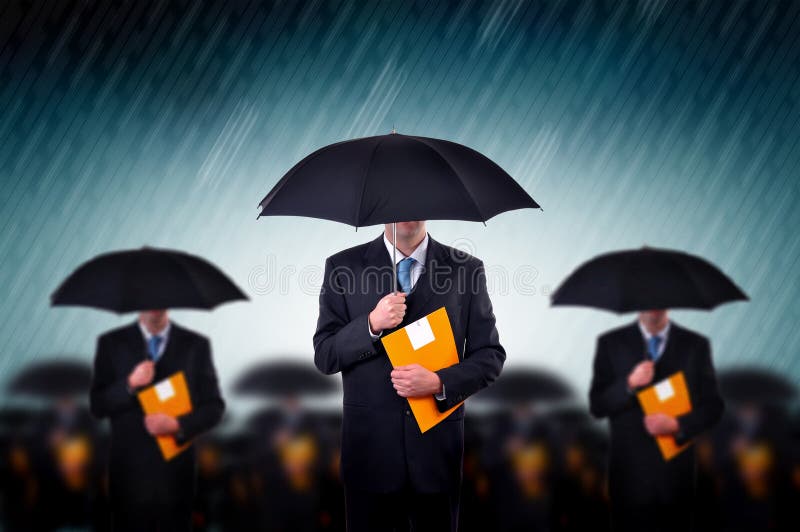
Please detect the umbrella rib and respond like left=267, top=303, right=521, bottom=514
left=407, top=136, right=487, bottom=221
left=354, top=137, right=386, bottom=228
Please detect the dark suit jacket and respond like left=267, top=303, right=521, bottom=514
left=589, top=321, right=724, bottom=509
left=314, top=234, right=505, bottom=493
left=89, top=322, right=225, bottom=506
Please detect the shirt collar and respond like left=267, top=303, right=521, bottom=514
left=638, top=319, right=670, bottom=342
left=383, top=232, right=429, bottom=266
left=139, top=320, right=171, bottom=342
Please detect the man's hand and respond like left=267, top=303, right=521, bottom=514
left=128, top=360, right=155, bottom=389
left=627, top=360, right=654, bottom=390
left=390, top=364, right=442, bottom=398
left=369, top=292, right=407, bottom=334
left=644, top=413, right=679, bottom=436
left=144, top=413, right=180, bottom=436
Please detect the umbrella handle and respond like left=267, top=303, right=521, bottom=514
left=392, top=222, right=397, bottom=295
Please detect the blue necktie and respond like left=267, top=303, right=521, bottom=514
left=397, top=257, right=415, bottom=293
left=148, top=335, right=163, bottom=361
left=647, top=335, right=663, bottom=361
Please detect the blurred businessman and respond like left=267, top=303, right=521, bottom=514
left=90, top=309, right=225, bottom=531
left=589, top=309, right=724, bottom=532
left=314, top=221, right=505, bottom=532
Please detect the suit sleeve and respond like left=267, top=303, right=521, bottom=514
left=176, top=338, right=225, bottom=444
left=675, top=337, right=724, bottom=444
left=89, top=334, right=138, bottom=419
left=313, top=257, right=380, bottom=375
left=434, top=260, right=506, bottom=412
left=589, top=335, right=638, bottom=419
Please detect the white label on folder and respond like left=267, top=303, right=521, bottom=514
left=654, top=379, right=674, bottom=402
left=154, top=379, right=175, bottom=402
left=406, top=316, right=435, bottom=350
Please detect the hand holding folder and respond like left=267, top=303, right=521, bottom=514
left=137, top=371, right=193, bottom=460
left=381, top=307, right=462, bottom=433
left=636, top=371, right=692, bottom=460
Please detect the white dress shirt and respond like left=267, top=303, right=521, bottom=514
left=638, top=319, right=670, bottom=360
left=139, top=320, right=171, bottom=361
left=383, top=232, right=428, bottom=289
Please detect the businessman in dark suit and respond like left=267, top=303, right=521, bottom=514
left=90, top=309, right=225, bottom=532
left=589, top=309, right=725, bottom=532
left=314, top=221, right=505, bottom=532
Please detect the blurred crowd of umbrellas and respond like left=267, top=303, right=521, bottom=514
left=1, top=354, right=798, bottom=530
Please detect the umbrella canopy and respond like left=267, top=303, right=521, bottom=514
left=551, top=246, right=748, bottom=313
left=258, top=132, right=539, bottom=227
left=473, top=368, right=573, bottom=404
left=9, top=359, right=92, bottom=398
left=549, top=405, right=595, bottom=430
left=234, top=360, right=338, bottom=399
left=51, top=247, right=248, bottom=313
left=0, top=407, right=37, bottom=432
left=717, top=367, right=797, bottom=406
left=257, top=132, right=540, bottom=290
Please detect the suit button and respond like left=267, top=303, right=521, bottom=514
left=405, top=409, right=411, bottom=416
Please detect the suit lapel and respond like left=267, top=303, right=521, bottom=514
left=125, top=321, right=149, bottom=363
left=654, top=323, right=682, bottom=379
left=360, top=234, right=395, bottom=306
left=623, top=321, right=648, bottom=363
left=362, top=234, right=393, bottom=270
left=153, top=324, right=184, bottom=380
left=404, top=235, right=446, bottom=322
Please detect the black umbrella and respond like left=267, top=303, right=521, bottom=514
left=551, top=246, right=748, bottom=313
left=234, top=360, right=338, bottom=399
left=0, top=407, right=37, bottom=432
left=549, top=405, right=595, bottom=430
left=51, top=246, right=248, bottom=313
left=9, top=359, right=92, bottom=398
left=257, top=131, right=539, bottom=289
left=473, top=368, right=573, bottom=404
left=717, top=367, right=797, bottom=406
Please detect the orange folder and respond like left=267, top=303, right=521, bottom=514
left=381, top=306, right=463, bottom=433
left=137, top=371, right=193, bottom=460
left=636, top=371, right=692, bottom=460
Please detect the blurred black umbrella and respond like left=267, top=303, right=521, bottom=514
left=9, top=359, right=92, bottom=398
left=550, top=405, right=595, bottom=430
left=474, top=368, right=573, bottom=404
left=0, top=407, right=37, bottom=432
left=551, top=247, right=747, bottom=313
left=51, top=246, right=248, bottom=313
left=257, top=131, right=539, bottom=289
left=717, top=367, right=797, bottom=406
left=234, top=360, right=338, bottom=399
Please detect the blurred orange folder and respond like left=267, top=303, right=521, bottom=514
left=381, top=307, right=462, bottom=433
left=137, top=371, right=193, bottom=460
left=636, top=371, right=692, bottom=461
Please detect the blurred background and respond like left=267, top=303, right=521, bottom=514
left=1, top=0, right=799, bottom=530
